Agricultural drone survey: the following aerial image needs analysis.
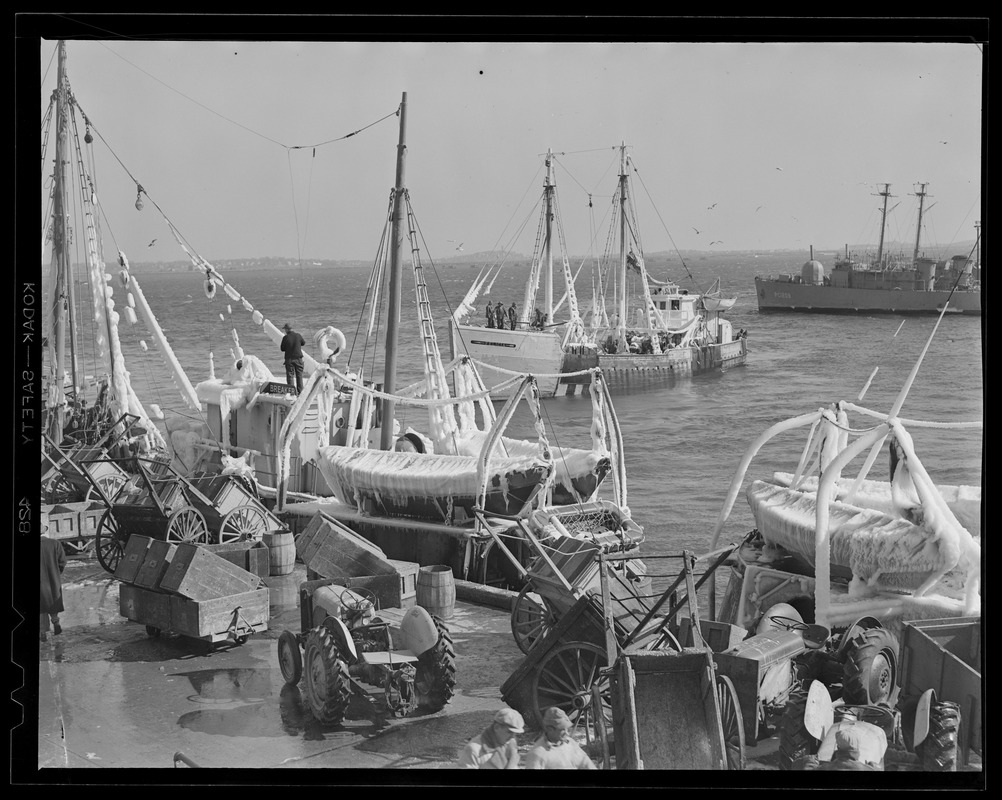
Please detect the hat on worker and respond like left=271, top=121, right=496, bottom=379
left=542, top=706, right=573, bottom=731
left=493, top=707, right=525, bottom=733
left=834, top=727, right=864, bottom=760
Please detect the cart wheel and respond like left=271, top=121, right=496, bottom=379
left=716, top=674, right=746, bottom=770
left=90, top=472, right=128, bottom=504
left=165, top=507, right=210, bottom=544
left=42, top=471, right=76, bottom=504
left=146, top=625, right=161, bottom=638
left=302, top=627, right=352, bottom=725
left=219, top=505, right=270, bottom=544
left=842, top=627, right=898, bottom=705
left=95, top=510, right=127, bottom=574
left=234, top=635, right=249, bottom=646
left=511, top=586, right=554, bottom=655
left=415, top=615, right=457, bottom=711
left=278, top=630, right=303, bottom=685
left=531, top=641, right=612, bottom=734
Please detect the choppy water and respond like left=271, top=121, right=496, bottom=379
left=74, top=256, right=984, bottom=556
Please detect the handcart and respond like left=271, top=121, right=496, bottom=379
left=41, top=414, right=137, bottom=505
left=92, top=457, right=287, bottom=574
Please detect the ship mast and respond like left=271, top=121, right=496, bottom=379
left=874, top=183, right=893, bottom=268
left=380, top=92, right=408, bottom=451
left=543, top=149, right=554, bottom=325
left=911, top=182, right=930, bottom=265
left=616, top=143, right=628, bottom=348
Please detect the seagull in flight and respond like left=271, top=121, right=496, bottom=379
left=707, top=203, right=717, bottom=210
left=755, top=205, right=764, bottom=213
left=775, top=166, right=784, bottom=171
left=692, top=227, right=701, bottom=235
left=939, top=140, right=949, bottom=144
left=147, top=238, right=157, bottom=247
left=709, top=240, right=723, bottom=246
left=448, top=239, right=464, bottom=251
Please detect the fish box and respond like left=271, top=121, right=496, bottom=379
left=114, top=535, right=154, bottom=584
left=158, top=542, right=263, bottom=601
left=133, top=540, right=177, bottom=590
left=119, top=583, right=172, bottom=631
left=296, top=513, right=397, bottom=580
left=204, top=541, right=271, bottom=580
left=78, top=502, right=107, bottom=538
left=345, top=559, right=420, bottom=610
left=45, top=505, right=80, bottom=540
left=168, top=588, right=270, bottom=640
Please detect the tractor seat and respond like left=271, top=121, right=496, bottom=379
left=361, top=650, right=419, bottom=666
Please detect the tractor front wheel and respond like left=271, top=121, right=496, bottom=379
left=916, top=701, right=961, bottom=772
left=778, top=691, right=818, bottom=770
left=302, top=627, right=351, bottom=725
left=415, top=615, right=457, bottom=712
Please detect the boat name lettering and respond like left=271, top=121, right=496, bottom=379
left=773, top=292, right=792, bottom=299
left=470, top=340, right=516, bottom=348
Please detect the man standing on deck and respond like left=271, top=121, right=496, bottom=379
left=495, top=301, right=506, bottom=330
left=40, top=522, right=66, bottom=643
left=485, top=302, right=495, bottom=328
left=524, top=706, right=598, bottom=770
left=457, top=708, right=524, bottom=769
left=508, top=302, right=517, bottom=330
left=280, top=323, right=307, bottom=394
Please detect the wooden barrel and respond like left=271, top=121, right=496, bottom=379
left=416, top=565, right=456, bottom=620
left=262, top=531, right=295, bottom=576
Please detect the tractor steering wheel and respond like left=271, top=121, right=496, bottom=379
left=339, top=586, right=378, bottom=611
left=770, top=615, right=811, bottom=633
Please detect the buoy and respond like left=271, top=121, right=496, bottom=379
left=124, top=307, right=138, bottom=326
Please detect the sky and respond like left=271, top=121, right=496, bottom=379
left=37, top=32, right=985, bottom=264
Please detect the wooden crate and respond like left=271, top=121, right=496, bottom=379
left=114, top=535, right=154, bottom=584
left=119, top=583, right=172, bottom=631
left=45, top=505, right=80, bottom=540
left=204, top=541, right=271, bottom=580
left=345, top=559, right=420, bottom=610
left=296, top=512, right=397, bottom=579
left=159, top=542, right=263, bottom=601
left=78, top=502, right=106, bottom=537
left=169, top=588, right=270, bottom=639
left=133, top=540, right=177, bottom=590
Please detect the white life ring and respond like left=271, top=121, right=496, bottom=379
left=313, top=326, right=347, bottom=366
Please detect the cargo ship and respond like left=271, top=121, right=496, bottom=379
left=755, top=184, right=981, bottom=315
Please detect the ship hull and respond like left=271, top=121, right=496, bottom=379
left=755, top=278, right=982, bottom=315
left=451, top=320, right=748, bottom=397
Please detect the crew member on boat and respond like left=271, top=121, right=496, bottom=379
left=280, top=323, right=307, bottom=394
left=494, top=301, right=506, bottom=330
left=485, top=302, right=495, bottom=328
left=508, top=301, right=517, bottom=330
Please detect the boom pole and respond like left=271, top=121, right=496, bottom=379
left=912, top=182, right=929, bottom=265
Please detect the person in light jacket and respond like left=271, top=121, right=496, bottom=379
left=524, top=706, right=597, bottom=770
left=457, top=708, right=524, bottom=769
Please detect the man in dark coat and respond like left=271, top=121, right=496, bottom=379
left=494, top=301, right=506, bottom=330
left=508, top=302, right=517, bottom=330
left=280, top=323, right=307, bottom=394
left=40, top=524, right=66, bottom=642
left=485, top=302, right=495, bottom=328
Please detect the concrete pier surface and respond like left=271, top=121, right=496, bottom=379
left=25, top=557, right=982, bottom=785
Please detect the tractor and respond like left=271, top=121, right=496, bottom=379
left=779, top=678, right=962, bottom=771
left=277, top=579, right=457, bottom=725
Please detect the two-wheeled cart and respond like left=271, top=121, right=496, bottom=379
left=90, top=457, right=287, bottom=573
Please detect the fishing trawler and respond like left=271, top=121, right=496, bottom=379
left=755, top=184, right=982, bottom=315
left=449, top=145, right=747, bottom=398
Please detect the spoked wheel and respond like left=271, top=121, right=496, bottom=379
left=219, top=505, right=270, bottom=544
left=91, top=472, right=128, bottom=504
left=301, top=627, right=352, bottom=725
left=531, top=641, right=612, bottom=735
left=278, top=630, right=303, bottom=685
left=842, top=627, right=898, bottom=705
left=511, top=585, right=555, bottom=654
left=165, top=507, right=210, bottom=544
left=716, top=674, right=746, bottom=770
left=42, top=471, right=76, bottom=504
left=95, top=510, right=128, bottom=574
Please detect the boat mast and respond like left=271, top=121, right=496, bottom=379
left=380, top=92, right=407, bottom=451
left=875, top=183, right=892, bottom=268
left=617, top=143, right=628, bottom=346
left=911, top=182, right=929, bottom=265
left=543, top=149, right=554, bottom=325
left=974, top=220, right=981, bottom=268
left=48, top=40, right=74, bottom=439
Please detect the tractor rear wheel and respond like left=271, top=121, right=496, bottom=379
left=916, top=701, right=961, bottom=772
left=778, top=691, right=819, bottom=770
left=302, top=627, right=351, bottom=725
left=415, top=615, right=457, bottom=711
left=842, top=627, right=898, bottom=705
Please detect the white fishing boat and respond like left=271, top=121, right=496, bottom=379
left=450, top=144, right=748, bottom=398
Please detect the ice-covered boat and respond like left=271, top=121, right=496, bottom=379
left=708, top=318, right=982, bottom=634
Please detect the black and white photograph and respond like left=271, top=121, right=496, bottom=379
left=15, top=15, right=983, bottom=786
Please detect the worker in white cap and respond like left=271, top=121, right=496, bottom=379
left=524, top=706, right=597, bottom=770
left=816, top=725, right=883, bottom=771
left=457, top=707, right=524, bottom=769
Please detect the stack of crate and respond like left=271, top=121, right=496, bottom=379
left=117, top=536, right=268, bottom=639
